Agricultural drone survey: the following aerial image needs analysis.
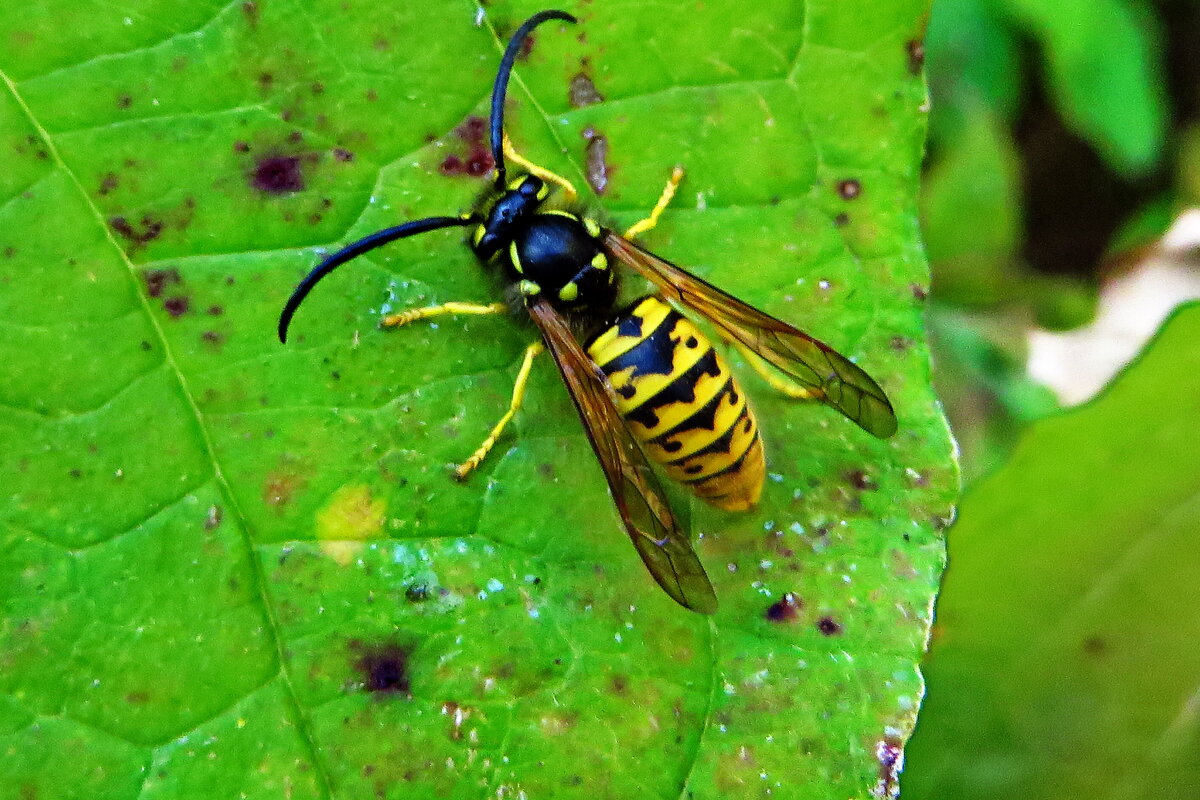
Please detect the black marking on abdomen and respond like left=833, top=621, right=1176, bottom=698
left=623, top=349, right=722, bottom=430
left=664, top=406, right=754, bottom=466
left=649, top=375, right=734, bottom=444
left=600, top=309, right=686, bottom=379
left=680, top=431, right=761, bottom=485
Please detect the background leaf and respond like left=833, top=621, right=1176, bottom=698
left=905, top=303, right=1200, bottom=800
left=0, top=1, right=954, bottom=797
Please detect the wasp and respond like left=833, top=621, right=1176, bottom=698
left=279, top=10, right=897, bottom=614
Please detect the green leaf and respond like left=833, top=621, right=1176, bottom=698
left=0, top=1, right=954, bottom=797
left=905, top=303, right=1200, bottom=799
left=924, top=0, right=1023, bottom=141
left=923, top=103, right=1023, bottom=305
left=999, top=0, right=1168, bottom=176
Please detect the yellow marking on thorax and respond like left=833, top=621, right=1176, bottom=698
left=509, top=240, right=523, bottom=273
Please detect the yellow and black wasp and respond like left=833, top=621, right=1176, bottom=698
left=279, top=10, right=897, bottom=614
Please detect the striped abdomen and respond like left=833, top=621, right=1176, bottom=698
left=587, top=296, right=765, bottom=511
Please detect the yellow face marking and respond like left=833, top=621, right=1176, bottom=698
left=473, top=224, right=486, bottom=245
left=507, top=177, right=525, bottom=191
left=590, top=252, right=608, bottom=271
left=583, top=217, right=601, bottom=238
left=509, top=240, right=523, bottom=274
left=557, top=282, right=579, bottom=302
left=540, top=209, right=579, bottom=221
left=519, top=279, right=541, bottom=296
left=536, top=182, right=549, bottom=200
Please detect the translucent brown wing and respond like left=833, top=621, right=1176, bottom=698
left=604, top=232, right=898, bottom=438
left=526, top=296, right=718, bottom=614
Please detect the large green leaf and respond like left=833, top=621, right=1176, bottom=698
left=0, top=1, right=954, bottom=797
left=906, top=303, right=1200, bottom=799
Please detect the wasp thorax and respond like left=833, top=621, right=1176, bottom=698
left=510, top=212, right=612, bottom=307
left=472, top=175, right=546, bottom=260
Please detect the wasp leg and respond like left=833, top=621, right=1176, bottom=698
left=730, top=338, right=824, bottom=401
left=455, top=341, right=545, bottom=480
left=624, top=166, right=685, bottom=239
left=502, top=134, right=578, bottom=201
left=381, top=301, right=507, bottom=328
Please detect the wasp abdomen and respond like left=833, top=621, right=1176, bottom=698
left=587, top=296, right=766, bottom=511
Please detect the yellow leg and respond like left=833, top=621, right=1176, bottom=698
left=624, top=166, right=685, bottom=239
left=381, top=302, right=506, bottom=328
left=730, top=339, right=823, bottom=401
left=455, top=341, right=545, bottom=480
left=503, top=135, right=578, bottom=202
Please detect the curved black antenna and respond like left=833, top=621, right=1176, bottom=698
left=278, top=216, right=473, bottom=343
left=489, top=9, right=577, bottom=185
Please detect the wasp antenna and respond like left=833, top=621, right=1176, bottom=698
left=489, top=9, right=577, bottom=185
left=278, top=216, right=473, bottom=343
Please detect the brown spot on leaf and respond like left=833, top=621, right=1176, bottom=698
left=117, top=93, right=132, bottom=109
left=582, top=126, right=609, bottom=194
left=837, top=179, right=861, bottom=200
left=906, top=39, right=926, bottom=75
left=111, top=215, right=163, bottom=249
left=98, top=172, right=119, bottom=195
left=262, top=471, right=303, bottom=510
left=765, top=592, right=803, bottom=623
left=142, top=268, right=181, bottom=297
left=164, top=296, right=190, bottom=317
left=251, top=155, right=304, bottom=194
left=569, top=72, right=604, bottom=107
left=817, top=616, right=842, bottom=636
left=204, top=505, right=223, bottom=530
left=233, top=140, right=250, bottom=153
left=201, top=330, right=224, bottom=346
left=440, top=115, right=493, bottom=178
left=834, top=212, right=850, bottom=227
left=911, top=283, right=928, bottom=301
left=242, top=1, right=259, bottom=26
left=846, top=470, right=877, bottom=491
left=353, top=641, right=412, bottom=695
left=333, top=147, right=354, bottom=162
left=876, top=735, right=904, bottom=798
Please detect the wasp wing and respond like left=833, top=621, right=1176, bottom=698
left=603, top=232, right=898, bottom=438
left=526, top=296, right=718, bottom=614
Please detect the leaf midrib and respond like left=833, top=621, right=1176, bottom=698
left=0, top=65, right=336, bottom=799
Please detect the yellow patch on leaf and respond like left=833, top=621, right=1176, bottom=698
left=316, top=485, right=387, bottom=565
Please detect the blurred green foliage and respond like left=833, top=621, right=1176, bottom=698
left=919, top=0, right=1197, bottom=484
left=906, top=303, right=1200, bottom=800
